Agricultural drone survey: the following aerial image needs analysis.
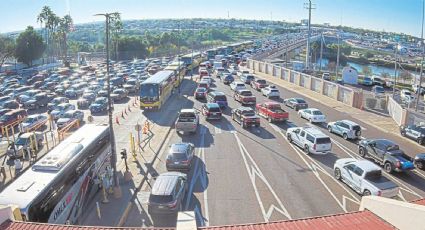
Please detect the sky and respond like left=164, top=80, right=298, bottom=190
left=0, top=0, right=423, bottom=36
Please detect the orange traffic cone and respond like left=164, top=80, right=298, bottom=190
left=116, top=116, right=120, bottom=125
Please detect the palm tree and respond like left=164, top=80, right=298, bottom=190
left=37, top=6, right=52, bottom=43
left=110, top=13, right=122, bottom=60
left=58, top=15, right=73, bottom=66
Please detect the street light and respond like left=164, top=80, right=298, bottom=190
left=94, top=12, right=122, bottom=198
left=416, top=0, right=425, bottom=111
left=392, top=43, right=402, bottom=97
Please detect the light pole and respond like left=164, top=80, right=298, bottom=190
left=94, top=12, right=122, bottom=198
left=393, top=43, right=401, bottom=97
left=191, top=21, right=195, bottom=78
left=336, top=33, right=341, bottom=78
left=304, top=0, right=315, bottom=70
left=416, top=0, right=425, bottom=111
left=177, top=21, right=181, bottom=94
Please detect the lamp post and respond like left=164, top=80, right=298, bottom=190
left=392, top=43, right=401, bottom=98
left=416, top=0, right=425, bottom=111
left=94, top=12, right=122, bottom=198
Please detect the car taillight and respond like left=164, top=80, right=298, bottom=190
left=168, top=200, right=178, bottom=208
left=206, top=111, right=210, bottom=115
left=395, top=161, right=401, bottom=168
left=377, top=190, right=382, bottom=196
left=313, top=144, right=316, bottom=150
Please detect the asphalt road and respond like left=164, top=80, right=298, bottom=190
left=125, top=72, right=425, bottom=228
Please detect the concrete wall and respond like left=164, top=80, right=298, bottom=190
left=248, top=59, right=359, bottom=107
left=387, top=96, right=406, bottom=126
left=360, top=196, right=425, bottom=230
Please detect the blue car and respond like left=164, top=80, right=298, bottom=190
left=89, top=97, right=108, bottom=114
left=362, top=77, right=373, bottom=86
left=223, top=74, right=234, bottom=85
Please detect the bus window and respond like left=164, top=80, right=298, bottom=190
left=140, top=84, right=159, bottom=101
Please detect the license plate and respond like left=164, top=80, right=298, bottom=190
left=158, top=205, right=165, bottom=209
left=212, top=113, right=217, bottom=115
left=174, top=162, right=180, bottom=165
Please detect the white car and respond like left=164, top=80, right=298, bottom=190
left=202, top=77, right=213, bottom=85
left=286, top=126, right=332, bottom=155
left=21, top=114, right=48, bottom=132
left=230, top=81, right=246, bottom=91
left=261, top=86, right=280, bottom=98
left=334, top=158, right=399, bottom=197
left=298, top=108, right=326, bottom=123
left=51, top=103, right=76, bottom=120
left=400, top=89, right=415, bottom=103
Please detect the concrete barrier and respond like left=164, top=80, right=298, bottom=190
left=387, top=96, right=406, bottom=126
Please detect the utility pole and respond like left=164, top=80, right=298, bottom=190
left=336, top=33, right=340, bottom=78
left=416, top=0, right=425, bottom=111
left=319, top=32, right=324, bottom=72
left=393, top=44, right=399, bottom=97
left=177, top=21, right=181, bottom=93
left=94, top=12, right=121, bottom=198
left=304, top=0, right=315, bottom=70
left=191, top=21, right=195, bottom=78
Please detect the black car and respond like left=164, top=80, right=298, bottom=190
left=414, top=154, right=425, bottom=170
left=400, top=124, right=425, bottom=145
left=202, top=103, right=222, bottom=120
left=223, top=74, right=235, bottom=85
left=240, top=74, right=255, bottom=84
left=165, top=143, right=195, bottom=171
left=2, top=100, right=19, bottom=109
left=148, top=172, right=187, bottom=214
left=89, top=97, right=108, bottom=114
left=284, top=98, right=308, bottom=111
left=231, top=106, right=260, bottom=128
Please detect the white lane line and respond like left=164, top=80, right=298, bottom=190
left=269, top=124, right=360, bottom=212
left=233, top=132, right=292, bottom=221
left=200, top=137, right=210, bottom=226
left=214, top=125, right=222, bottom=134
left=330, top=137, right=422, bottom=199
left=413, top=169, right=425, bottom=179
left=227, top=123, right=236, bottom=133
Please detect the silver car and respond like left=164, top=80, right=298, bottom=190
left=327, top=120, right=362, bottom=140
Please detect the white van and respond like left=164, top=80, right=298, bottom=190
left=286, top=127, right=332, bottom=155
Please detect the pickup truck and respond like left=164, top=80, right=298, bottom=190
left=334, top=158, right=400, bottom=197
left=7, top=132, right=44, bottom=159
left=234, top=89, right=256, bottom=105
left=256, top=102, right=289, bottom=123
left=231, top=106, right=260, bottom=128
left=175, top=109, right=199, bottom=134
left=358, top=139, right=415, bottom=173
left=251, top=79, right=268, bottom=91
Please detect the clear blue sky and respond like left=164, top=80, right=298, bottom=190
left=0, top=0, right=423, bottom=36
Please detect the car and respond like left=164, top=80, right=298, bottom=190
left=6, top=132, right=44, bottom=159
left=97, top=89, right=108, bottom=97
left=240, top=74, right=255, bottom=84
left=400, top=124, right=425, bottom=145
left=286, top=126, right=332, bottom=155
left=2, top=100, right=19, bottom=109
left=327, top=120, right=362, bottom=140
left=111, top=89, right=128, bottom=102
left=322, top=72, right=331, bottom=81
left=166, top=143, right=195, bottom=171
left=56, top=110, right=84, bottom=129
left=0, top=108, right=12, bottom=117
left=414, top=154, right=425, bottom=170
left=231, top=106, right=260, bottom=128
left=22, top=93, right=53, bottom=110
left=202, top=77, right=213, bottom=85
left=175, top=109, right=199, bottom=134
left=194, top=87, right=208, bottom=100
left=334, top=158, right=399, bottom=197
left=0, top=109, right=27, bottom=130
left=261, top=85, right=280, bottom=98
left=358, top=139, right=415, bottom=173
left=230, top=81, right=246, bottom=91
left=223, top=74, right=234, bottom=85
left=298, top=108, right=326, bottom=123
left=400, top=89, right=415, bottom=103
left=237, top=70, right=250, bottom=77
left=47, top=97, right=69, bottom=110
left=213, top=67, right=225, bottom=78
left=362, top=77, right=373, bottom=86
left=412, top=84, right=425, bottom=95
left=20, top=114, right=48, bottom=132
left=77, top=93, right=96, bottom=109
left=284, top=98, right=308, bottom=111
left=234, top=89, right=256, bottom=105
left=256, top=102, right=289, bottom=123
left=64, top=88, right=78, bottom=99
left=50, top=103, right=76, bottom=120
left=197, top=80, right=210, bottom=90
left=201, top=103, right=222, bottom=120
left=123, top=83, right=137, bottom=93
left=372, top=85, right=385, bottom=98
left=89, top=97, right=108, bottom=114
left=148, top=172, right=187, bottom=214
left=251, top=79, right=268, bottom=91
left=207, top=91, right=228, bottom=109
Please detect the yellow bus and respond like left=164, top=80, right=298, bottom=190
left=165, top=61, right=186, bottom=86
left=139, top=70, right=177, bottom=110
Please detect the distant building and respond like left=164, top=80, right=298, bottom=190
left=323, top=23, right=330, bottom=27
left=301, top=19, right=309, bottom=26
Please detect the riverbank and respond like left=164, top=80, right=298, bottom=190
left=348, top=56, right=418, bottom=72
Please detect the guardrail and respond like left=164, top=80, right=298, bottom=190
left=57, top=120, right=80, bottom=142
left=1, top=116, right=27, bottom=142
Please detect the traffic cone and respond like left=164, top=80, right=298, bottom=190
left=116, top=116, right=120, bottom=125
left=121, top=111, right=125, bottom=118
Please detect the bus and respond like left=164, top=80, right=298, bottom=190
left=165, top=61, right=186, bottom=84
left=180, top=52, right=202, bottom=67
left=206, top=49, right=217, bottom=60
left=140, top=70, right=177, bottom=110
left=0, top=124, right=111, bottom=224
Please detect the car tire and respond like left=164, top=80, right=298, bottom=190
left=328, top=126, right=333, bottom=133
left=309, top=118, right=313, bottom=123
left=304, top=145, right=310, bottom=155
left=343, top=133, right=348, bottom=140
left=400, top=131, right=406, bottom=137
left=384, top=162, right=393, bottom=173
left=363, top=189, right=371, bottom=196
left=268, top=116, right=272, bottom=123
left=359, top=147, right=366, bottom=157
left=334, top=168, right=342, bottom=180
left=415, top=161, right=424, bottom=170
left=287, top=134, right=292, bottom=143
left=418, top=138, right=424, bottom=145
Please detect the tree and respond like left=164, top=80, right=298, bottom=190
left=362, top=66, right=372, bottom=76
left=57, top=14, right=73, bottom=66
left=110, top=13, right=123, bottom=60
left=116, top=36, right=149, bottom=60
left=0, top=36, right=15, bottom=70
left=399, top=70, right=413, bottom=83
left=15, top=26, right=45, bottom=66
left=380, top=72, right=390, bottom=79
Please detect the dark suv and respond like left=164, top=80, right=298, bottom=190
left=148, top=172, right=187, bottom=214
left=202, top=103, right=222, bottom=120
left=207, top=91, right=228, bottom=109
left=358, top=139, right=415, bottom=173
left=400, top=124, right=425, bottom=145
left=166, top=143, right=195, bottom=171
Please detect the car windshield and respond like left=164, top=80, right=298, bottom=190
left=242, top=110, right=255, bottom=116
left=63, top=113, right=74, bottom=118
left=209, top=107, right=221, bottom=112
left=312, top=110, right=323, bottom=115
left=375, top=87, right=385, bottom=93
left=257, top=80, right=266, bottom=84
left=240, top=91, right=252, bottom=96
left=149, top=194, right=173, bottom=204
left=15, top=137, right=28, bottom=146
left=23, top=117, right=35, bottom=123
left=196, top=88, right=207, bottom=93
left=0, top=115, right=11, bottom=122
left=170, top=152, right=188, bottom=160
left=296, top=99, right=306, bottom=103
left=404, top=91, right=411, bottom=96
left=214, top=95, right=227, bottom=101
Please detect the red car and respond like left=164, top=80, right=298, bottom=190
left=0, top=109, right=27, bottom=130
left=256, top=102, right=289, bottom=123
left=194, top=87, right=208, bottom=100
left=251, top=79, right=268, bottom=91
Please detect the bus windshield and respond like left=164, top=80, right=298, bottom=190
left=140, top=84, right=159, bottom=101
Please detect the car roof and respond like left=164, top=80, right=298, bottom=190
left=303, top=127, right=328, bottom=138
left=170, top=143, right=190, bottom=153
left=238, top=106, right=254, bottom=111
left=209, top=91, right=225, bottom=96
left=353, top=159, right=381, bottom=171
left=340, top=120, right=359, bottom=126
left=264, top=101, right=279, bottom=106
left=151, top=172, right=186, bottom=196
left=27, top=114, right=41, bottom=119
left=206, top=103, right=220, bottom=108
left=180, top=108, right=195, bottom=113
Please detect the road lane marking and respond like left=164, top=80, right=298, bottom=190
left=413, top=169, right=425, bottom=180
left=269, top=124, right=360, bottom=213
left=233, top=132, right=292, bottom=221
left=227, top=123, right=236, bottom=133
left=214, top=125, right=222, bottom=134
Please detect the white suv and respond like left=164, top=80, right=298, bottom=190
left=286, top=127, right=332, bottom=155
left=230, top=81, right=246, bottom=91
left=327, top=120, right=362, bottom=140
left=261, top=85, right=280, bottom=98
